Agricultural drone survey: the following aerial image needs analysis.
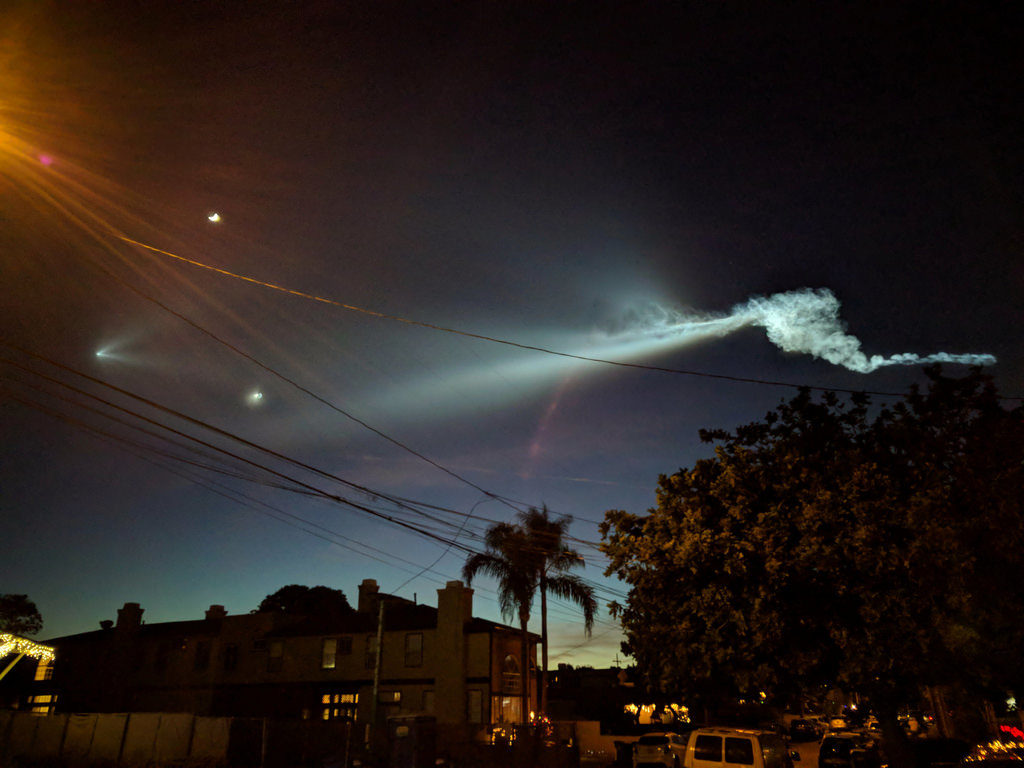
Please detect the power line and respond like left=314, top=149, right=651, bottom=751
left=118, top=235, right=1022, bottom=402
left=1, top=349, right=482, bottom=555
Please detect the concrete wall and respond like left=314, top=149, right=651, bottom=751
left=0, top=711, right=216, bottom=766
left=0, top=711, right=358, bottom=767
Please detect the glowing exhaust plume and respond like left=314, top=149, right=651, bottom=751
left=613, top=288, right=996, bottom=373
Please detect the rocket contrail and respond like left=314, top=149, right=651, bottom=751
left=615, top=287, right=995, bottom=373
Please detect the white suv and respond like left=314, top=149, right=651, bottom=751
left=634, top=732, right=689, bottom=768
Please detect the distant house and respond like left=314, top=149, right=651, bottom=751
left=26, top=580, right=538, bottom=727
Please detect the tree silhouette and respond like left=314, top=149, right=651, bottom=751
left=520, top=506, right=596, bottom=714
left=0, top=594, right=43, bottom=636
left=464, top=506, right=595, bottom=720
left=463, top=520, right=536, bottom=722
left=257, top=585, right=353, bottom=617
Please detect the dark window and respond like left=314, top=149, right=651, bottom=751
left=467, top=689, right=482, bottom=723
left=404, top=633, right=423, bottom=667
left=695, top=735, right=723, bottom=762
left=726, top=737, right=755, bottom=765
left=365, top=636, right=378, bottom=670
left=223, top=643, right=239, bottom=671
left=267, top=640, right=283, bottom=673
left=155, top=642, right=171, bottom=671
left=337, top=636, right=352, bottom=655
left=194, top=641, right=211, bottom=671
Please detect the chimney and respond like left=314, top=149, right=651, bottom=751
left=434, top=581, right=473, bottom=724
left=358, top=579, right=379, bottom=613
left=437, top=580, right=473, bottom=629
left=205, top=604, right=227, bottom=620
left=116, top=602, right=144, bottom=630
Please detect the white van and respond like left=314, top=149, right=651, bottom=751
left=682, top=727, right=790, bottom=768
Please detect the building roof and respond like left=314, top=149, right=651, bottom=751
left=44, top=594, right=536, bottom=645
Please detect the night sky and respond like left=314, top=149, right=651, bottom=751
left=2, top=2, right=1021, bottom=667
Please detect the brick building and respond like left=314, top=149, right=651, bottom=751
left=28, top=580, right=538, bottom=727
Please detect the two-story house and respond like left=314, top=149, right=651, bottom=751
left=31, top=579, right=538, bottom=727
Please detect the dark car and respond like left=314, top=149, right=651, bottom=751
left=909, top=738, right=969, bottom=768
left=789, top=720, right=820, bottom=743
left=819, top=734, right=881, bottom=768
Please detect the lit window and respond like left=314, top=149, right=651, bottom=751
left=34, top=659, right=54, bottom=682
left=28, top=693, right=57, bottom=715
left=322, top=638, right=337, bottom=669
left=320, top=690, right=358, bottom=720
left=381, top=690, right=401, bottom=704
left=502, top=655, right=521, bottom=693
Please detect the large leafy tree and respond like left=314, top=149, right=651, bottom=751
left=257, top=585, right=354, bottom=617
left=0, top=594, right=43, bottom=636
left=601, top=368, right=1024, bottom=748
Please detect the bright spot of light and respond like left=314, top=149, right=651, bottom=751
left=38, top=154, right=54, bottom=166
left=246, top=390, right=264, bottom=407
left=95, top=348, right=110, bottom=359
left=207, top=212, right=221, bottom=223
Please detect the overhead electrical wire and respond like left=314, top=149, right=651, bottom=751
left=117, top=235, right=1023, bottom=402
left=0, top=349, right=483, bottom=554
left=4, top=362, right=626, bottom=627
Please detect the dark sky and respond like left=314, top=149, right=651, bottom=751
left=2, top=1, right=1021, bottom=666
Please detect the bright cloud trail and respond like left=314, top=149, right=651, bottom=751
left=611, top=287, right=996, bottom=373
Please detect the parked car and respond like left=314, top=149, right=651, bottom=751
left=634, top=732, right=689, bottom=768
left=789, top=720, right=820, bottom=743
left=908, top=738, right=969, bottom=768
left=819, top=733, right=881, bottom=768
left=681, top=727, right=791, bottom=768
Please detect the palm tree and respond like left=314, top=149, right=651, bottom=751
left=463, top=520, right=536, bottom=723
left=520, top=506, right=596, bottom=715
left=463, top=506, right=597, bottom=721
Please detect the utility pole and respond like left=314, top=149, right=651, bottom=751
left=367, top=600, right=385, bottom=751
